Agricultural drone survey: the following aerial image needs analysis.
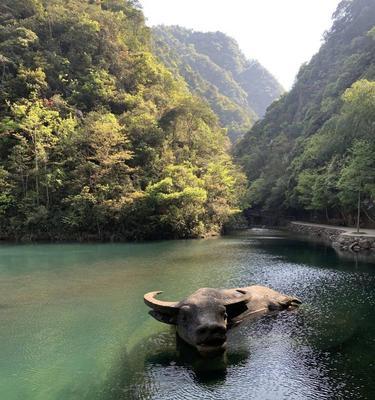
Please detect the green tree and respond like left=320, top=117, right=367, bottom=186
left=2, top=100, right=61, bottom=206
left=0, top=167, right=14, bottom=218
left=236, top=0, right=375, bottom=225
left=144, top=165, right=207, bottom=238
left=338, top=141, right=375, bottom=231
left=0, top=0, right=247, bottom=240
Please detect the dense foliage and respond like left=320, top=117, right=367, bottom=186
left=152, top=26, right=284, bottom=142
left=0, top=0, right=247, bottom=241
left=237, top=0, right=375, bottom=226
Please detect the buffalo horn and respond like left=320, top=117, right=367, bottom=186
left=144, top=291, right=179, bottom=314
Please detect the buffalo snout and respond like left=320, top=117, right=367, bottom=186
left=196, top=323, right=227, bottom=354
left=196, top=323, right=226, bottom=341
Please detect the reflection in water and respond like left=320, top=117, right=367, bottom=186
left=0, top=231, right=374, bottom=399
left=100, top=330, right=247, bottom=400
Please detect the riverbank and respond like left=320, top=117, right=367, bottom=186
left=288, top=221, right=375, bottom=253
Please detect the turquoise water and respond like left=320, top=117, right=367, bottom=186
left=0, top=230, right=374, bottom=400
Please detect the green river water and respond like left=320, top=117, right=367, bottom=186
left=0, top=229, right=374, bottom=400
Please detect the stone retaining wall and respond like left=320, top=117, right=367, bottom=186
left=288, top=222, right=375, bottom=253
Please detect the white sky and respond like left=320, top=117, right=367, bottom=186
left=140, top=0, right=341, bottom=89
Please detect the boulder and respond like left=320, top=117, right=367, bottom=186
left=350, top=243, right=361, bottom=252
left=359, top=240, right=371, bottom=250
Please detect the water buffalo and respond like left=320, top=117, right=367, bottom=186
left=144, top=285, right=301, bottom=355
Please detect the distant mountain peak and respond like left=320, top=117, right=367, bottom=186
left=151, top=25, right=284, bottom=142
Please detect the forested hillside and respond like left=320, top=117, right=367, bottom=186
left=0, top=0, right=247, bottom=241
left=152, top=26, right=284, bottom=142
left=237, top=0, right=375, bottom=226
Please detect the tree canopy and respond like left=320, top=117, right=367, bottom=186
left=0, top=0, right=247, bottom=241
left=236, top=0, right=375, bottom=226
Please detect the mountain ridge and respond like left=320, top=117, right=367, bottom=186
left=236, top=0, right=375, bottom=226
left=151, top=25, right=284, bottom=141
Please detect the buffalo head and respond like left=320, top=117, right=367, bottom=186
left=144, top=288, right=250, bottom=355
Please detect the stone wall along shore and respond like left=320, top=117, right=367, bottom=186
left=288, top=222, right=375, bottom=253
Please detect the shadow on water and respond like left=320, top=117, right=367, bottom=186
left=98, top=329, right=251, bottom=400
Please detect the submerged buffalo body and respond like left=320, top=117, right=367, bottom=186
left=144, top=285, right=301, bottom=354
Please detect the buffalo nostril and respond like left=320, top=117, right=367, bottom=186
left=196, top=326, right=208, bottom=336
left=196, top=324, right=226, bottom=338
left=212, top=326, right=226, bottom=336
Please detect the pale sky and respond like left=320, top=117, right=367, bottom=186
left=140, top=0, right=341, bottom=89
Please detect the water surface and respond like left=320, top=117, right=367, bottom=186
left=1, top=230, right=374, bottom=399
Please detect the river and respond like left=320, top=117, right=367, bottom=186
left=0, top=229, right=374, bottom=400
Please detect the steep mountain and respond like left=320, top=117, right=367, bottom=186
left=152, top=26, right=284, bottom=142
left=236, top=0, right=375, bottom=226
left=0, top=0, right=247, bottom=241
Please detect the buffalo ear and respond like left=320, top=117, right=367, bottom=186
left=225, top=300, right=249, bottom=320
left=149, top=310, right=178, bottom=325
